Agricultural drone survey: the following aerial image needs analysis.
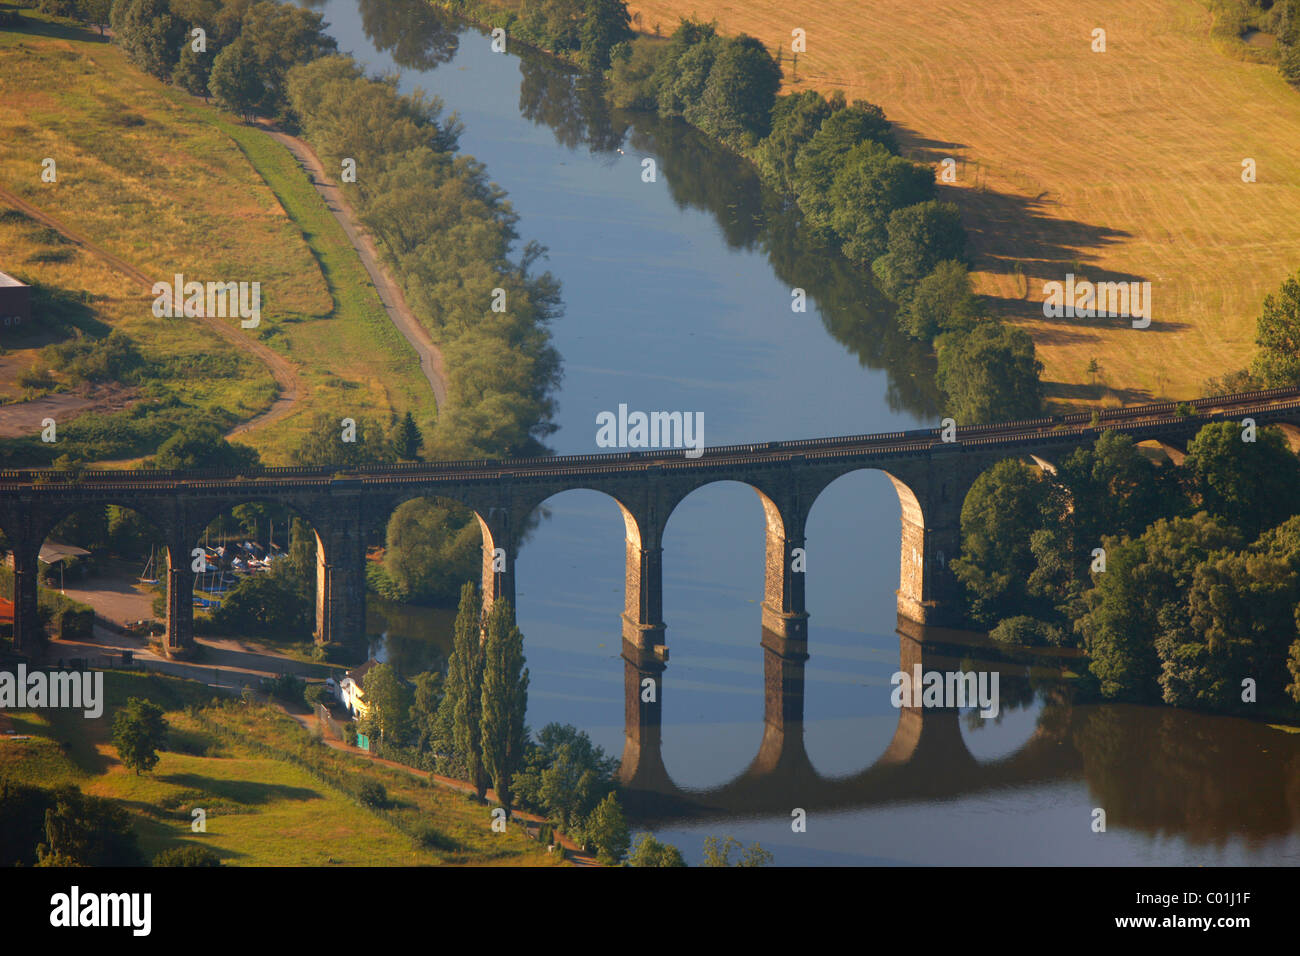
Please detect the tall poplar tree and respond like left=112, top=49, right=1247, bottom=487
left=480, top=600, right=529, bottom=815
left=443, top=581, right=488, bottom=797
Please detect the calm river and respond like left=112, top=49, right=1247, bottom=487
left=318, top=0, right=1300, bottom=865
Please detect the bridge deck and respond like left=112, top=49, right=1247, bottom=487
left=2, top=386, right=1298, bottom=490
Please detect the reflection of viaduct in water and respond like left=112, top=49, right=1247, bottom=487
left=619, top=615, right=1083, bottom=821
left=4, top=388, right=1300, bottom=665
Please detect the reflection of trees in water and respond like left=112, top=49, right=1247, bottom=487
left=367, top=600, right=454, bottom=677
left=357, top=0, right=459, bottom=71
left=504, top=43, right=942, bottom=417
left=960, top=665, right=1038, bottom=732
left=518, top=60, right=627, bottom=155
left=1073, top=704, right=1300, bottom=846
left=622, top=112, right=942, bottom=419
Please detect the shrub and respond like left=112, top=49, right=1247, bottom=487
left=154, top=846, right=221, bottom=867
left=358, top=780, right=387, bottom=808
left=989, top=615, right=1064, bottom=647
left=267, top=673, right=306, bottom=707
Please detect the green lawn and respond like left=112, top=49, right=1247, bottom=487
left=0, top=670, right=558, bottom=866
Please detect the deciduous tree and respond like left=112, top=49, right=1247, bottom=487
left=111, top=697, right=168, bottom=775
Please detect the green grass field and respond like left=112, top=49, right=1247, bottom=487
left=0, top=10, right=437, bottom=462
left=0, top=670, right=559, bottom=866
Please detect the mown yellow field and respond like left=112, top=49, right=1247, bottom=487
left=626, top=0, right=1300, bottom=406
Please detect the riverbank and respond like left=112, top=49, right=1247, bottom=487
left=441, top=0, right=1300, bottom=408
left=616, top=0, right=1300, bottom=406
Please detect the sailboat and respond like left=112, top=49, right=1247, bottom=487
left=139, top=546, right=159, bottom=585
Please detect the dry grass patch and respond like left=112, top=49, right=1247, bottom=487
left=624, top=0, right=1300, bottom=406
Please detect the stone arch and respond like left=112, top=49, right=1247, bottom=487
left=805, top=465, right=933, bottom=623
left=25, top=499, right=169, bottom=635
left=513, top=485, right=649, bottom=633
left=28, top=498, right=171, bottom=552
left=1027, top=454, right=1058, bottom=475
left=660, top=477, right=790, bottom=632
left=1274, top=422, right=1300, bottom=454
left=184, top=495, right=338, bottom=644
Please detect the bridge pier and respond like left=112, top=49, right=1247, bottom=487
left=315, top=502, right=368, bottom=652
left=892, top=469, right=971, bottom=627
left=621, top=510, right=665, bottom=649
left=479, top=517, right=516, bottom=626
left=11, top=541, right=40, bottom=655
left=164, top=539, right=194, bottom=656
left=760, top=497, right=807, bottom=643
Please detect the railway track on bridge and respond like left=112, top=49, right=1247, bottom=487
left=3, top=386, right=1299, bottom=492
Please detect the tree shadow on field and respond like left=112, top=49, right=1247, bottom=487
left=892, top=123, right=970, bottom=165
left=932, top=182, right=1196, bottom=338
left=947, top=182, right=1134, bottom=282
left=0, top=6, right=108, bottom=43
left=158, top=772, right=321, bottom=805
left=1046, top=380, right=1153, bottom=405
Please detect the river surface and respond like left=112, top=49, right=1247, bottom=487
left=321, top=0, right=1300, bottom=866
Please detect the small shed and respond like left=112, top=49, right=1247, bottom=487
left=0, top=272, right=31, bottom=332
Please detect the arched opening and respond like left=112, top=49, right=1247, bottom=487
left=660, top=480, right=771, bottom=789
left=184, top=500, right=326, bottom=655
left=1136, top=439, right=1186, bottom=466
left=368, top=493, right=484, bottom=677
left=511, top=488, right=634, bottom=759
left=1027, top=454, right=1058, bottom=475
left=803, top=468, right=922, bottom=778
left=14, top=502, right=167, bottom=649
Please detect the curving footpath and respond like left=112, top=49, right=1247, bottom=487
left=263, top=128, right=450, bottom=411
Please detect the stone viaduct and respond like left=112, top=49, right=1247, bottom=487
left=4, top=386, right=1300, bottom=779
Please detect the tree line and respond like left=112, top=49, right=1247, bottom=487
left=607, top=19, right=1043, bottom=424
left=957, top=421, right=1300, bottom=715
left=345, top=583, right=635, bottom=864
left=432, top=0, right=634, bottom=71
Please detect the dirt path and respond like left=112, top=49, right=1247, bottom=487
left=263, top=128, right=450, bottom=410
left=0, top=185, right=301, bottom=441
left=0, top=383, right=138, bottom=439
left=287, top=705, right=599, bottom=866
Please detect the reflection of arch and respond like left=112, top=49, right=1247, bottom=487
left=624, top=619, right=1080, bottom=821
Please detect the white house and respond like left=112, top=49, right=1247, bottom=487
left=338, top=659, right=378, bottom=719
